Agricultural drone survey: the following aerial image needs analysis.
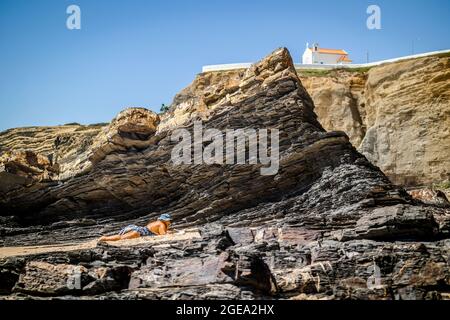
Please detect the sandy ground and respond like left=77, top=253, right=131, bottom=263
left=0, top=229, right=202, bottom=259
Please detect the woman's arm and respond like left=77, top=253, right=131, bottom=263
left=158, top=222, right=168, bottom=235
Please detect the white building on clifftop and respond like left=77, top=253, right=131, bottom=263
left=302, top=43, right=352, bottom=65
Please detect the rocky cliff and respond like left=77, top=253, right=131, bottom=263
left=0, top=48, right=449, bottom=300
left=298, top=54, right=450, bottom=187
left=156, top=54, right=450, bottom=187
left=299, top=69, right=367, bottom=147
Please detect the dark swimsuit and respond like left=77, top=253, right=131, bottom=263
left=119, top=224, right=154, bottom=236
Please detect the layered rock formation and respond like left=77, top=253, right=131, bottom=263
left=0, top=48, right=449, bottom=300
left=155, top=54, right=450, bottom=187
left=298, top=54, right=450, bottom=187
left=359, top=55, right=450, bottom=187
left=0, top=124, right=105, bottom=157
left=298, top=69, right=367, bottom=147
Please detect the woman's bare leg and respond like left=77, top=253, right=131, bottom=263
left=119, top=231, right=141, bottom=240
left=99, top=231, right=141, bottom=242
left=99, top=234, right=122, bottom=242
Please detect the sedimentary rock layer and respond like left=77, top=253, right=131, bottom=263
left=300, top=54, right=450, bottom=187
left=156, top=54, right=450, bottom=187
left=0, top=48, right=449, bottom=300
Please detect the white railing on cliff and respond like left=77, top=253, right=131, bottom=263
left=201, top=49, right=450, bottom=72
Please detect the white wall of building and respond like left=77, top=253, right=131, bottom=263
left=302, top=50, right=312, bottom=64
left=202, top=63, right=252, bottom=72
left=202, top=49, right=450, bottom=73
left=312, top=52, right=343, bottom=64
left=303, top=48, right=351, bottom=65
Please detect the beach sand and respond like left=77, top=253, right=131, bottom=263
left=0, top=229, right=202, bottom=259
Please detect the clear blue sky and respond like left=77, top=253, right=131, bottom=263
left=1, top=0, right=449, bottom=131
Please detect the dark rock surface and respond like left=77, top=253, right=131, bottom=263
left=0, top=48, right=449, bottom=300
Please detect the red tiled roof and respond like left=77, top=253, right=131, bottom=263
left=338, top=55, right=353, bottom=62
left=309, top=47, right=348, bottom=55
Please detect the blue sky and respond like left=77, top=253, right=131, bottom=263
left=1, top=0, right=449, bottom=131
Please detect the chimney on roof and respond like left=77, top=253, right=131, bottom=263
left=313, top=43, right=319, bottom=52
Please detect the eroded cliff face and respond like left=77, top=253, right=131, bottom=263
left=0, top=124, right=105, bottom=157
left=158, top=69, right=246, bottom=131
left=0, top=49, right=449, bottom=300
left=298, top=54, right=450, bottom=187
left=299, top=70, right=367, bottom=147
left=156, top=54, right=450, bottom=188
left=0, top=124, right=104, bottom=193
left=360, top=55, right=450, bottom=186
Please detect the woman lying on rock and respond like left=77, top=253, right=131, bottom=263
left=98, top=214, right=172, bottom=242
